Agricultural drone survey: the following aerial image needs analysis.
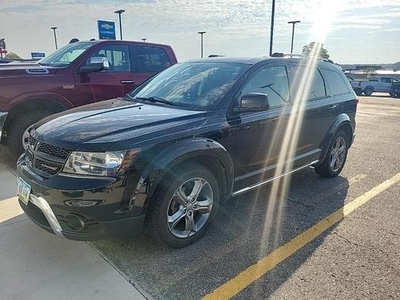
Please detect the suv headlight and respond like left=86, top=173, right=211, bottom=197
left=62, top=149, right=140, bottom=176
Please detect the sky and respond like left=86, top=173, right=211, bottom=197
left=1, top=0, right=399, bottom=64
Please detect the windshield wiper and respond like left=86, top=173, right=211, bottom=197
left=134, top=96, right=182, bottom=107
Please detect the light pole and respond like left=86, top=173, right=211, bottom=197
left=51, top=27, right=58, bottom=50
left=198, top=31, right=206, bottom=58
left=0, top=38, right=5, bottom=59
left=114, top=9, right=125, bottom=40
left=269, top=0, right=275, bottom=56
left=288, top=20, right=301, bottom=53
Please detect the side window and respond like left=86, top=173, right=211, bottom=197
left=134, top=46, right=171, bottom=72
left=322, top=69, right=351, bottom=96
left=381, top=77, right=391, bottom=83
left=241, top=65, right=290, bottom=108
left=288, top=66, right=326, bottom=100
left=90, top=45, right=131, bottom=72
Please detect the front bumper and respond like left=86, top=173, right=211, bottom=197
left=17, top=156, right=146, bottom=241
left=0, top=111, right=8, bottom=142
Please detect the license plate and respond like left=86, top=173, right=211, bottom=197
left=17, top=177, right=31, bottom=205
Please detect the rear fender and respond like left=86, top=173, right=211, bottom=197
left=129, top=138, right=234, bottom=213
left=318, top=113, right=353, bottom=164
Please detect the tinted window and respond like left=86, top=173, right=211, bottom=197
left=381, top=77, right=391, bottom=83
left=287, top=66, right=326, bottom=101
left=322, top=69, right=350, bottom=95
left=91, top=45, right=131, bottom=72
left=241, top=65, right=290, bottom=108
left=134, top=46, right=171, bottom=72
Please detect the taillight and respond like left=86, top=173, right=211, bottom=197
left=356, top=97, right=360, bottom=105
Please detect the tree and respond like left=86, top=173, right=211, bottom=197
left=5, top=52, right=21, bottom=60
left=302, top=42, right=330, bottom=59
left=363, top=67, right=377, bottom=78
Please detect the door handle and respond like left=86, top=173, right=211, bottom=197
left=121, top=80, right=135, bottom=84
left=328, top=104, right=339, bottom=109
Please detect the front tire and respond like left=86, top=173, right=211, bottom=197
left=315, top=130, right=349, bottom=178
left=7, top=110, right=51, bottom=155
left=147, top=163, right=219, bottom=248
left=363, top=86, right=374, bottom=96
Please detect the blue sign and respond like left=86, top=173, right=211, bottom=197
left=97, top=20, right=116, bottom=40
left=31, top=52, right=45, bottom=59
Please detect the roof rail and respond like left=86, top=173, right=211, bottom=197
left=271, top=52, right=334, bottom=63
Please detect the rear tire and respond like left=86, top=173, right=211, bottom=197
left=147, top=163, right=219, bottom=248
left=7, top=110, right=51, bottom=155
left=315, top=130, right=349, bottom=178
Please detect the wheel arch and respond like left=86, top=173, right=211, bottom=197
left=4, top=94, right=71, bottom=134
left=318, top=114, right=354, bottom=164
left=363, top=85, right=374, bottom=94
left=131, top=138, right=234, bottom=214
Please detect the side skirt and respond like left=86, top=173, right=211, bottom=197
left=231, top=160, right=319, bottom=197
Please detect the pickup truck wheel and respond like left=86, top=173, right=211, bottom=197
left=7, top=110, right=51, bottom=155
left=147, top=163, right=219, bottom=248
left=363, top=86, right=374, bottom=96
left=315, top=130, right=348, bottom=178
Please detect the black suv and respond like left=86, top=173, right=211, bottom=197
left=17, top=56, right=357, bottom=248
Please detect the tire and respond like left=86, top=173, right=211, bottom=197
left=147, top=163, right=220, bottom=248
left=354, top=88, right=362, bottom=96
left=315, top=130, right=349, bottom=178
left=7, top=110, right=51, bottom=155
left=363, top=86, right=374, bottom=96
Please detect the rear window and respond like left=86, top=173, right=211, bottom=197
left=322, top=69, right=351, bottom=96
left=287, top=65, right=327, bottom=101
left=134, top=46, right=172, bottom=72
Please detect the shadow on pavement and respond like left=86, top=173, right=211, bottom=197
left=90, top=168, right=348, bottom=299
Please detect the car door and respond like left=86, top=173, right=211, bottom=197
left=74, top=44, right=137, bottom=105
left=231, top=64, right=292, bottom=190
left=380, top=77, right=393, bottom=93
left=290, top=65, right=353, bottom=166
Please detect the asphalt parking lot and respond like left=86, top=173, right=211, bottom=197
left=1, top=95, right=399, bottom=299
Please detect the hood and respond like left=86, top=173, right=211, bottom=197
left=0, top=63, right=58, bottom=78
left=33, top=98, right=207, bottom=151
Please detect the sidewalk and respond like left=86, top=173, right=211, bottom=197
left=0, top=157, right=147, bottom=300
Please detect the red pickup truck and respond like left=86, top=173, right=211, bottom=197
left=0, top=40, right=177, bottom=154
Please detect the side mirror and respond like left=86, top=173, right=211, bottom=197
left=234, top=93, right=270, bottom=113
left=78, top=56, right=110, bottom=74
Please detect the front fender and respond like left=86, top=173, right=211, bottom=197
left=129, top=138, right=234, bottom=214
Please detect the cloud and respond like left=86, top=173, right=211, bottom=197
left=0, top=0, right=399, bottom=63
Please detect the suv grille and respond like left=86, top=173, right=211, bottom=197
left=37, top=142, right=70, bottom=159
left=28, top=136, right=72, bottom=177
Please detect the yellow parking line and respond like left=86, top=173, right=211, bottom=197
left=203, top=172, right=400, bottom=300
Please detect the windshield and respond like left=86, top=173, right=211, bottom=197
left=39, top=42, right=94, bottom=67
left=129, top=62, right=248, bottom=110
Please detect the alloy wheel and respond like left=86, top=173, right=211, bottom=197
left=329, top=136, right=347, bottom=172
left=166, top=177, right=213, bottom=238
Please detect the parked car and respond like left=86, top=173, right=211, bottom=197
left=390, top=81, right=400, bottom=98
left=350, top=76, right=400, bottom=96
left=17, top=56, right=357, bottom=248
left=0, top=40, right=177, bottom=154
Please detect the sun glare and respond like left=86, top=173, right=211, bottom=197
left=253, top=1, right=343, bottom=266
left=311, top=0, right=343, bottom=42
